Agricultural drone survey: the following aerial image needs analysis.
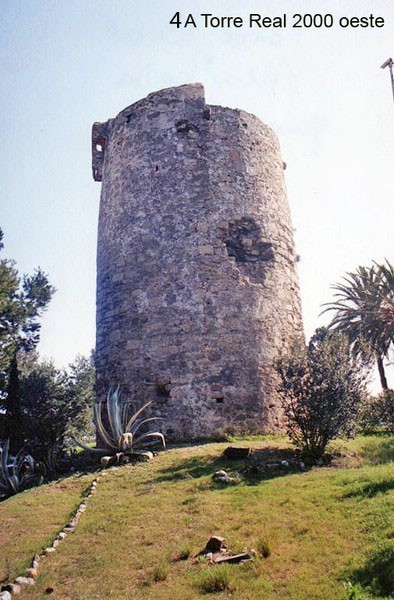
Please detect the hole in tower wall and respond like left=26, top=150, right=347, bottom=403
left=175, top=119, right=199, bottom=134
left=96, top=143, right=103, bottom=152
left=156, top=382, right=171, bottom=398
left=222, top=217, right=274, bottom=285
left=224, top=217, right=274, bottom=264
left=211, top=390, right=224, bottom=403
left=125, top=112, right=136, bottom=124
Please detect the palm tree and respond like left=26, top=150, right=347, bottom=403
left=322, top=260, right=394, bottom=390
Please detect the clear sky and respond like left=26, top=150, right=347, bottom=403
left=1, top=0, right=393, bottom=386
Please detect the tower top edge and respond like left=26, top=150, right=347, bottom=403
left=114, top=83, right=205, bottom=121
left=95, top=83, right=273, bottom=131
left=148, top=82, right=205, bottom=100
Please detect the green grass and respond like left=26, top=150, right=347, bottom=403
left=0, top=472, right=96, bottom=583
left=0, top=435, right=393, bottom=599
left=256, top=536, right=271, bottom=558
left=195, top=564, right=233, bottom=593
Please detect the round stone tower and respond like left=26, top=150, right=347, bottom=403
left=93, top=83, right=302, bottom=439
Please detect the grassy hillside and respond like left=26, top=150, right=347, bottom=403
left=0, top=435, right=393, bottom=599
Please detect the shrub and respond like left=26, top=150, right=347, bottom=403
left=358, top=390, right=394, bottom=433
left=277, top=328, right=367, bottom=462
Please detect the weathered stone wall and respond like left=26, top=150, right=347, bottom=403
left=93, top=83, right=302, bottom=439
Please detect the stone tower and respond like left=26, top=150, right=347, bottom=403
left=92, top=83, right=302, bottom=439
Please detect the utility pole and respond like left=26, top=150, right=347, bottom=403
left=380, top=58, right=394, bottom=106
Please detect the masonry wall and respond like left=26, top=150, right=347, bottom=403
left=93, top=83, right=302, bottom=439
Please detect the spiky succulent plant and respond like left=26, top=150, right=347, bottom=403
left=73, top=387, right=166, bottom=467
left=0, top=439, right=41, bottom=499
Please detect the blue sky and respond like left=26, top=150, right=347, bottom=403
left=1, top=0, right=393, bottom=385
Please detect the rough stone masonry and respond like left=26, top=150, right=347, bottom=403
left=92, top=83, right=303, bottom=439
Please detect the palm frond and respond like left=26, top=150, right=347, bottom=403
left=322, top=260, right=394, bottom=389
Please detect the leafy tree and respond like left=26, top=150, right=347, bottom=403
left=2, top=354, right=22, bottom=450
left=358, top=390, right=394, bottom=434
left=66, top=352, right=95, bottom=439
left=0, top=228, right=55, bottom=449
left=12, top=349, right=94, bottom=462
left=277, top=328, right=367, bottom=462
left=15, top=352, right=95, bottom=475
left=18, top=359, right=73, bottom=468
left=323, top=261, right=394, bottom=390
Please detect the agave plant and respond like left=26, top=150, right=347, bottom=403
left=73, top=387, right=166, bottom=467
left=0, top=439, right=41, bottom=499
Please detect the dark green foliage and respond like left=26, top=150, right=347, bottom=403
left=66, top=353, right=95, bottom=439
left=3, top=355, right=23, bottom=449
left=0, top=228, right=55, bottom=450
left=277, top=328, right=367, bottom=462
left=0, top=230, right=55, bottom=380
left=0, top=229, right=95, bottom=470
left=0, top=232, right=20, bottom=387
left=19, top=359, right=77, bottom=470
left=17, top=352, right=95, bottom=474
left=358, top=390, right=394, bottom=434
left=0, top=350, right=95, bottom=477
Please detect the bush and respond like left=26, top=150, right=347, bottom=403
left=358, top=390, right=394, bottom=433
left=277, top=328, right=367, bottom=462
left=0, top=350, right=96, bottom=478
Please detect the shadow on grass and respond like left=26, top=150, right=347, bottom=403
left=342, top=477, right=394, bottom=499
left=350, top=543, right=394, bottom=597
left=148, top=447, right=303, bottom=488
left=235, top=447, right=304, bottom=487
left=151, top=456, right=224, bottom=482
